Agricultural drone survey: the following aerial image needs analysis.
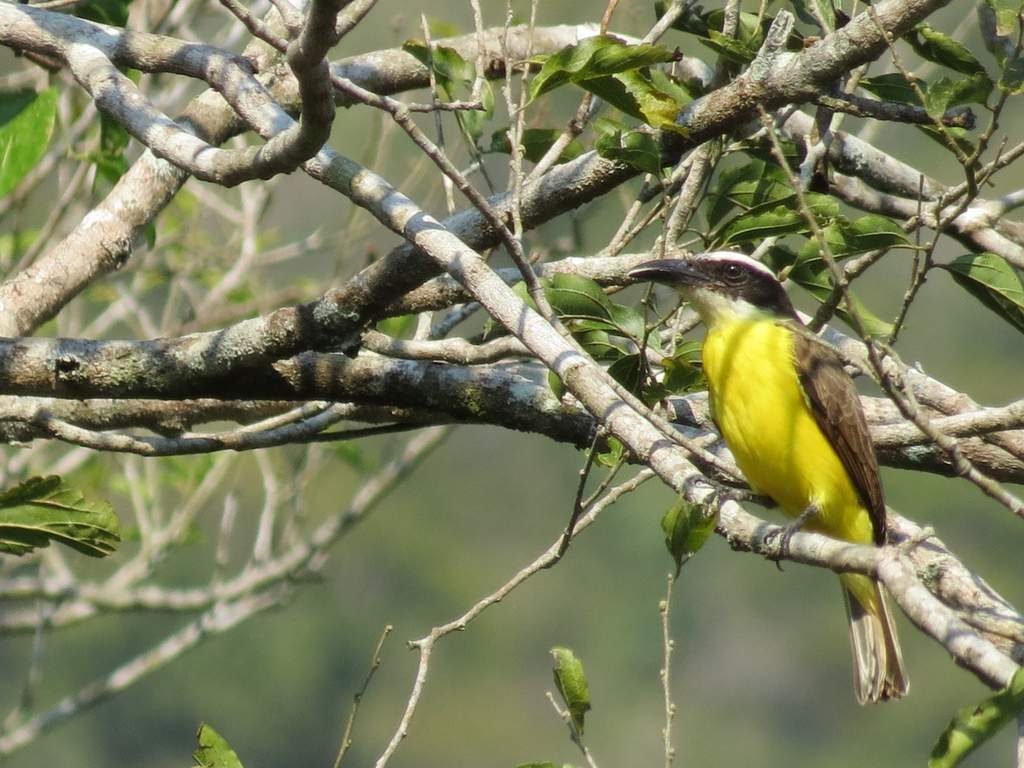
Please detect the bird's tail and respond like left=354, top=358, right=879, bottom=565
left=839, top=573, right=909, bottom=704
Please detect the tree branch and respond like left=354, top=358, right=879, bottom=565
left=0, top=22, right=600, bottom=336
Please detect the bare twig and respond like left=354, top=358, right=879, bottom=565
left=814, top=91, right=975, bottom=128
left=371, top=470, right=653, bottom=768
left=660, top=574, right=676, bottom=768
left=333, top=625, right=393, bottom=768
left=0, top=591, right=285, bottom=757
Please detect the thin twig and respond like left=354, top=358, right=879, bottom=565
left=546, top=690, right=601, bottom=768
left=371, top=470, right=653, bottom=768
left=888, top=175, right=930, bottom=344
left=333, top=625, right=393, bottom=768
left=660, top=573, right=676, bottom=768
left=420, top=15, right=455, bottom=216
left=557, top=428, right=604, bottom=558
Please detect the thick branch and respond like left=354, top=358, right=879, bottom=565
left=676, top=0, right=952, bottom=143
left=721, top=503, right=1019, bottom=687
left=777, top=110, right=1024, bottom=267
left=0, top=23, right=599, bottom=336
left=3, top=354, right=1021, bottom=481
left=1, top=4, right=337, bottom=185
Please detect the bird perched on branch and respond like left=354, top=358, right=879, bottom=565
left=630, top=251, right=908, bottom=704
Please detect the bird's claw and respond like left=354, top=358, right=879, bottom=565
left=765, top=504, right=819, bottom=570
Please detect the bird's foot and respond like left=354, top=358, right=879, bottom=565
left=765, top=504, right=819, bottom=571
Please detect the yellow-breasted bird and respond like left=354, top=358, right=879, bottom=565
left=630, top=251, right=908, bottom=704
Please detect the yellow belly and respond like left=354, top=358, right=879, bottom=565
left=702, top=319, right=874, bottom=545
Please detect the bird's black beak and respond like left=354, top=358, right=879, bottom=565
left=628, top=258, right=709, bottom=286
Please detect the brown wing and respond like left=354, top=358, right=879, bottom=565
left=792, top=331, right=887, bottom=544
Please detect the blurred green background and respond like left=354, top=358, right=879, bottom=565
left=2, top=1, right=1023, bottom=767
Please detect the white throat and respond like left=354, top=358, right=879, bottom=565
left=683, top=285, right=773, bottom=328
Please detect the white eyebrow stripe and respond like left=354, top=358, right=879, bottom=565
left=695, top=250, right=775, bottom=277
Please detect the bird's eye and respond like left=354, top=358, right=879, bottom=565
left=722, top=263, right=745, bottom=284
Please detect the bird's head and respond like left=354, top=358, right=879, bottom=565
left=629, top=251, right=797, bottom=326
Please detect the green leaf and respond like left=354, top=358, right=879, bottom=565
left=794, top=216, right=909, bottom=261
left=999, top=56, right=1024, bottom=93
left=840, top=299, right=894, bottom=338
left=715, top=193, right=840, bottom=246
left=706, top=9, right=771, bottom=48
left=742, top=138, right=801, bottom=166
left=75, top=0, right=132, bottom=25
left=545, top=273, right=613, bottom=318
left=403, top=40, right=475, bottom=94
left=607, top=353, right=645, bottom=393
left=579, top=69, right=689, bottom=131
left=781, top=237, right=895, bottom=337
left=859, top=73, right=925, bottom=105
left=942, top=252, right=1024, bottom=334
left=925, top=74, right=992, bottom=115
left=569, top=76, right=645, bottom=122
left=585, top=74, right=645, bottom=118
left=788, top=263, right=894, bottom=337
left=840, top=214, right=911, bottom=251
left=547, top=275, right=643, bottom=351
left=528, top=36, right=676, bottom=102
left=929, top=668, right=1024, bottom=768
left=594, top=435, right=625, bottom=468
left=0, top=88, right=58, bottom=199
left=607, top=302, right=646, bottom=341
left=917, top=124, right=976, bottom=156
left=648, top=67, right=698, bottom=107
left=193, top=723, right=245, bottom=768
left=699, top=30, right=758, bottom=63
left=908, top=23, right=988, bottom=76
left=661, top=497, right=716, bottom=575
left=0, top=476, right=120, bottom=558
left=461, top=81, right=495, bottom=141
left=548, top=370, right=566, bottom=400
left=488, top=128, right=583, bottom=164
left=551, top=647, right=591, bottom=735
left=376, top=314, right=417, bottom=338
left=706, top=160, right=792, bottom=225
left=595, top=125, right=662, bottom=175
left=656, top=4, right=802, bottom=58
left=661, top=342, right=705, bottom=394
left=575, top=328, right=626, bottom=361
left=402, top=41, right=493, bottom=140
left=666, top=3, right=807, bottom=52
left=762, top=242, right=801, bottom=273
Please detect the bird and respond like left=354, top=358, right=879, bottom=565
left=629, top=251, right=908, bottom=704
